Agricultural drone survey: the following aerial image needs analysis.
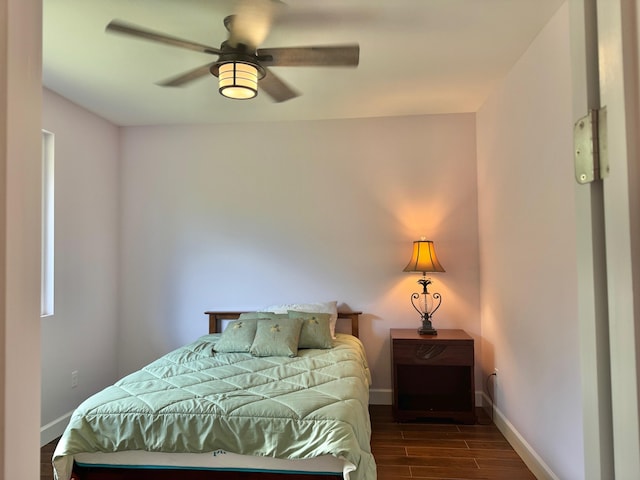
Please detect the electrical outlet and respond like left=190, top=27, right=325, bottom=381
left=71, top=370, right=79, bottom=388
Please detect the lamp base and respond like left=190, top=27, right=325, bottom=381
left=418, top=315, right=437, bottom=335
left=418, top=327, right=438, bottom=335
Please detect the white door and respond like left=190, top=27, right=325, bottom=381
left=572, top=0, right=640, bottom=478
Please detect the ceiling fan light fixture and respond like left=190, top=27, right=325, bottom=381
left=218, top=61, right=258, bottom=99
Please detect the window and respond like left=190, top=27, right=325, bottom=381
left=41, top=130, right=54, bottom=317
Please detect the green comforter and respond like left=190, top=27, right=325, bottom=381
left=53, top=333, right=376, bottom=480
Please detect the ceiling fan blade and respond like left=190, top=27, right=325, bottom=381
left=259, top=68, right=299, bottom=102
left=156, top=63, right=215, bottom=87
left=227, top=0, right=279, bottom=49
left=273, top=8, right=377, bottom=28
left=258, top=44, right=359, bottom=67
left=106, top=20, right=221, bottom=55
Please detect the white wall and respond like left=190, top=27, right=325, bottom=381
left=40, top=89, right=120, bottom=444
left=118, top=114, right=481, bottom=393
left=476, top=3, right=583, bottom=479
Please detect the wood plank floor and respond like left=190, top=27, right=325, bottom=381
left=371, top=405, right=535, bottom=479
left=41, top=436, right=57, bottom=480
left=41, top=405, right=535, bottom=480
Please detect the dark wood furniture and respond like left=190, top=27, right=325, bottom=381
left=391, top=328, right=475, bottom=424
left=205, top=310, right=362, bottom=337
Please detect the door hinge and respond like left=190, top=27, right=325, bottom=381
left=574, top=107, right=608, bottom=184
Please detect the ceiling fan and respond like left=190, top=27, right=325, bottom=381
left=105, top=0, right=360, bottom=102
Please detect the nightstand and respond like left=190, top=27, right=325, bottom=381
left=390, top=329, right=476, bottom=424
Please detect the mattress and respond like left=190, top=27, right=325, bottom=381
left=53, top=333, right=376, bottom=480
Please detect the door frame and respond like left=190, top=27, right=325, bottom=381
left=597, top=0, right=640, bottom=477
left=571, top=0, right=640, bottom=477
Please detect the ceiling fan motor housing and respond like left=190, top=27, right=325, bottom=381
left=209, top=42, right=266, bottom=79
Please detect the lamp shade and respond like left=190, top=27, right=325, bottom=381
left=218, top=62, right=258, bottom=99
left=403, top=240, right=445, bottom=274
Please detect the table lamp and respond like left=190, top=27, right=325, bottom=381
left=403, top=238, right=445, bottom=335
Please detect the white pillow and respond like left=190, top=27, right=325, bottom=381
left=261, top=301, right=339, bottom=338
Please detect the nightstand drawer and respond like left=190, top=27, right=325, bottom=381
left=393, top=342, right=473, bottom=366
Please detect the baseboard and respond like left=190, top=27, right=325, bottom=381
left=41, top=411, right=72, bottom=447
left=369, top=388, right=392, bottom=405
left=480, top=392, right=559, bottom=480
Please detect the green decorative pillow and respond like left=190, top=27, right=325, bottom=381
left=289, top=311, right=333, bottom=349
left=250, top=317, right=304, bottom=357
left=214, top=319, right=258, bottom=353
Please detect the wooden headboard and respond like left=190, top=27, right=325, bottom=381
left=204, top=311, right=362, bottom=338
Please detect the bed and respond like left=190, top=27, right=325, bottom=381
left=52, top=306, right=376, bottom=480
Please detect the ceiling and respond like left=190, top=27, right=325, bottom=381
left=43, top=0, right=565, bottom=126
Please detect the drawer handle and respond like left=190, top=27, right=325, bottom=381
left=416, top=344, right=446, bottom=360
